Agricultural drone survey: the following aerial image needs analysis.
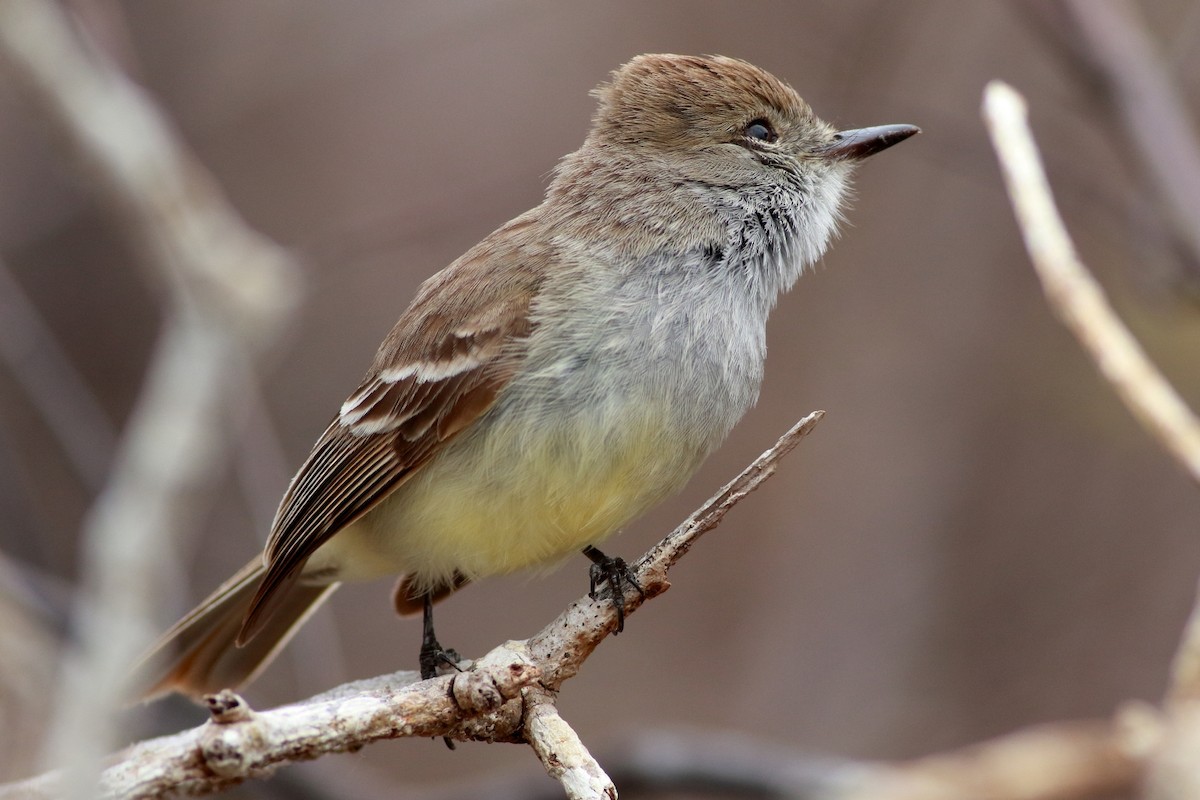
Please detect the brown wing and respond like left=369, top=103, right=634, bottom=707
left=238, top=223, right=545, bottom=643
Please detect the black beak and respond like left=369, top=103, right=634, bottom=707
left=823, top=123, right=920, bottom=160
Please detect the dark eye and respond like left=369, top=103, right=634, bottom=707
left=744, top=119, right=776, bottom=143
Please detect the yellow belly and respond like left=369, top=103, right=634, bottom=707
left=311, top=403, right=706, bottom=592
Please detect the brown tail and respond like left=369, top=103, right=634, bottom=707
left=131, top=558, right=338, bottom=702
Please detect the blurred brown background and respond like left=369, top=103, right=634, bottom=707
left=1, top=1, right=1199, bottom=797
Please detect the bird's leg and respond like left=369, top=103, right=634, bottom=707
left=418, top=592, right=461, bottom=680
left=582, top=545, right=645, bottom=634
left=417, top=593, right=462, bottom=751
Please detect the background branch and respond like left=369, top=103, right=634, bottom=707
left=985, top=78, right=1200, bottom=800
left=983, top=80, right=1200, bottom=490
left=0, top=0, right=300, bottom=796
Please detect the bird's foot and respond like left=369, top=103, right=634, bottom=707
left=419, top=640, right=462, bottom=681
left=583, top=545, right=645, bottom=634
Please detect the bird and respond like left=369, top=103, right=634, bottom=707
left=135, top=53, right=918, bottom=701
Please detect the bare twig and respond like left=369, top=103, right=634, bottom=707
left=985, top=78, right=1200, bottom=799
left=0, top=0, right=300, bottom=797
left=522, top=687, right=616, bottom=800
left=639, top=411, right=823, bottom=573
left=983, top=81, right=1200, bottom=492
left=984, top=80, right=1200, bottom=711
left=528, top=410, right=825, bottom=689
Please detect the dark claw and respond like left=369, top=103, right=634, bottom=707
left=418, top=642, right=461, bottom=681
left=583, top=545, right=645, bottom=634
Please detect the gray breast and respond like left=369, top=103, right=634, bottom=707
left=505, top=243, right=775, bottom=455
